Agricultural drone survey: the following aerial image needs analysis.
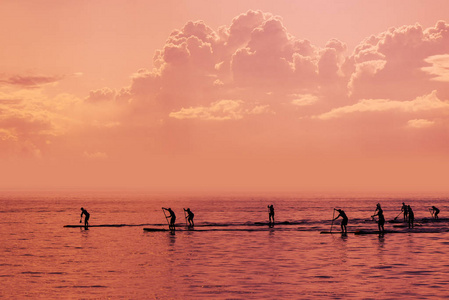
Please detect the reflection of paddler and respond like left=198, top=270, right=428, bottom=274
left=332, top=208, right=348, bottom=233
left=372, top=203, right=385, bottom=233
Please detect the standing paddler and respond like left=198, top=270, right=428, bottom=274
left=162, top=207, right=176, bottom=231
left=401, top=202, right=408, bottom=222
left=332, top=208, right=348, bottom=234
left=268, top=205, right=275, bottom=226
left=408, top=205, right=414, bottom=228
left=183, top=208, right=195, bottom=227
left=372, top=203, right=385, bottom=233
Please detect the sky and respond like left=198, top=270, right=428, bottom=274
left=1, top=0, right=449, bottom=193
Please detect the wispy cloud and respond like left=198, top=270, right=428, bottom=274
left=0, top=74, right=64, bottom=88
left=422, top=54, right=449, bottom=82
left=315, top=91, right=449, bottom=120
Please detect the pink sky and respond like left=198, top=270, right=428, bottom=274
left=1, top=1, right=449, bottom=193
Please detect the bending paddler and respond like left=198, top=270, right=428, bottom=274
left=333, top=208, right=348, bottom=234
left=183, top=208, right=194, bottom=227
left=431, top=206, right=440, bottom=219
left=372, top=203, right=385, bottom=233
left=162, top=207, right=176, bottom=230
left=80, top=207, right=90, bottom=229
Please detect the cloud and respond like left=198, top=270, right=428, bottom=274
left=0, top=74, right=63, bottom=88
left=0, top=128, right=18, bottom=141
left=315, top=90, right=449, bottom=120
left=169, top=99, right=273, bottom=121
left=422, top=54, right=449, bottom=82
left=85, top=87, right=116, bottom=103
left=0, top=85, right=88, bottom=157
left=3, top=14, right=449, bottom=167
left=129, top=9, right=347, bottom=113
left=347, top=21, right=449, bottom=99
left=291, top=94, right=319, bottom=106
left=407, top=119, right=435, bottom=128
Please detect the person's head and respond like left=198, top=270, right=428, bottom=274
left=377, top=203, right=381, bottom=208
left=81, top=207, right=84, bottom=211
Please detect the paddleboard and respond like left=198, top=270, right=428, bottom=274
left=64, top=224, right=153, bottom=228
left=354, top=230, right=398, bottom=235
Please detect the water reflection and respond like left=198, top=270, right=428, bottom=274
left=168, top=233, right=176, bottom=248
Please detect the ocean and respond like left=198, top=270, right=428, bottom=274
left=1, top=191, right=449, bottom=299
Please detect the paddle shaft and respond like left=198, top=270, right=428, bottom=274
left=184, top=209, right=188, bottom=226
left=162, top=209, right=171, bottom=228
left=330, top=209, right=335, bottom=232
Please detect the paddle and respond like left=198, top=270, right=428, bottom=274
left=393, top=211, right=402, bottom=221
left=429, top=208, right=434, bottom=219
left=162, top=208, right=171, bottom=229
left=267, top=206, right=270, bottom=224
left=371, top=207, right=378, bottom=222
left=330, top=208, right=335, bottom=232
left=183, top=209, right=188, bottom=226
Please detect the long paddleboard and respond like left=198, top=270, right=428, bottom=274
left=354, top=230, right=399, bottom=235
left=64, top=224, right=153, bottom=228
left=143, top=227, right=277, bottom=232
left=143, top=228, right=174, bottom=232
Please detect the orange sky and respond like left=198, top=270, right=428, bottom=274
left=1, top=1, right=449, bottom=193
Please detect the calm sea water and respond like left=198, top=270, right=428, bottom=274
left=1, top=191, right=449, bottom=299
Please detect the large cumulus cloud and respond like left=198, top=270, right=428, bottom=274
left=347, top=21, right=449, bottom=100
left=2, top=11, right=449, bottom=166
left=125, top=10, right=350, bottom=118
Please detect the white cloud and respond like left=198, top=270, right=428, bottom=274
left=291, top=94, right=319, bottom=106
left=169, top=100, right=245, bottom=121
left=169, top=99, right=273, bottom=121
left=407, top=119, right=435, bottom=128
left=315, top=90, right=449, bottom=120
left=422, top=54, right=449, bottom=82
